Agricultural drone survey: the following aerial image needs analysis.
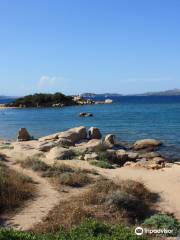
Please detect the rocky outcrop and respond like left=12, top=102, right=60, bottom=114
left=133, top=139, right=161, bottom=150
left=17, top=128, right=31, bottom=141
left=88, top=127, right=102, bottom=139
left=14, top=125, right=169, bottom=170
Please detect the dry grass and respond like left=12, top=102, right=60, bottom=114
left=0, top=163, right=35, bottom=214
left=19, top=157, right=49, bottom=172
left=20, top=157, right=94, bottom=188
left=33, top=178, right=159, bottom=233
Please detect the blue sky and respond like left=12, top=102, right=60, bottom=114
left=0, top=0, right=180, bottom=96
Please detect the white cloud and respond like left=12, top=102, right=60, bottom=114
left=38, top=75, right=64, bottom=89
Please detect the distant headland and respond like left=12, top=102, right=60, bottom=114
left=81, top=88, right=180, bottom=98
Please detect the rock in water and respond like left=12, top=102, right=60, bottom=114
left=88, top=127, right=102, bottom=139
left=133, top=139, right=161, bottom=150
left=79, top=112, right=93, bottom=117
left=17, top=128, right=31, bottom=141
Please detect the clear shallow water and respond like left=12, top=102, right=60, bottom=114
left=0, top=96, right=180, bottom=159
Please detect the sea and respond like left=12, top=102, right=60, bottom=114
left=0, top=96, right=180, bottom=159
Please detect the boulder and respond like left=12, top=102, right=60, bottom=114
left=38, top=141, right=57, bottom=152
left=77, top=139, right=106, bottom=153
left=84, top=153, right=99, bottom=161
left=58, top=126, right=87, bottom=143
left=133, top=139, right=161, bottom=150
left=39, top=126, right=87, bottom=143
left=47, top=147, right=75, bottom=160
left=104, top=134, right=116, bottom=147
left=17, top=128, right=31, bottom=141
left=127, top=152, right=139, bottom=161
left=88, top=127, right=102, bottom=139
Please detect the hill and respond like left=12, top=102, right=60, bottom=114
left=134, top=89, right=180, bottom=96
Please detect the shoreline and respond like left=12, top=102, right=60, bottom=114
left=1, top=125, right=180, bottom=223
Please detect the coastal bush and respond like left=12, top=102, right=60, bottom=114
left=56, top=172, right=92, bottom=187
left=143, top=214, right=180, bottom=236
left=98, top=151, right=111, bottom=161
left=85, top=179, right=158, bottom=221
left=0, top=163, right=35, bottom=214
left=0, top=219, right=147, bottom=239
left=90, top=160, right=114, bottom=169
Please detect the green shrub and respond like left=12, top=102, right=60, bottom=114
left=143, top=214, right=180, bottom=236
left=90, top=160, right=114, bottom=169
left=0, top=219, right=147, bottom=239
left=58, top=172, right=92, bottom=187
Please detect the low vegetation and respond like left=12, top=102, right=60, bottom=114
left=20, top=158, right=93, bottom=188
left=143, top=214, right=180, bottom=237
left=90, top=160, right=114, bottom=169
left=7, top=93, right=76, bottom=108
left=0, top=163, right=35, bottom=214
left=0, top=219, right=146, bottom=240
left=84, top=179, right=158, bottom=221
left=33, top=178, right=158, bottom=233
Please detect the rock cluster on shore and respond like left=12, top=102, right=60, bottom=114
left=14, top=126, right=170, bottom=170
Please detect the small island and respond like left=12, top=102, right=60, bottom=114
left=4, top=92, right=113, bottom=108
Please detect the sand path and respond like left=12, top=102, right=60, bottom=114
left=4, top=162, right=61, bottom=231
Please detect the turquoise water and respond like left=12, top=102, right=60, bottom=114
left=0, top=96, right=180, bottom=159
